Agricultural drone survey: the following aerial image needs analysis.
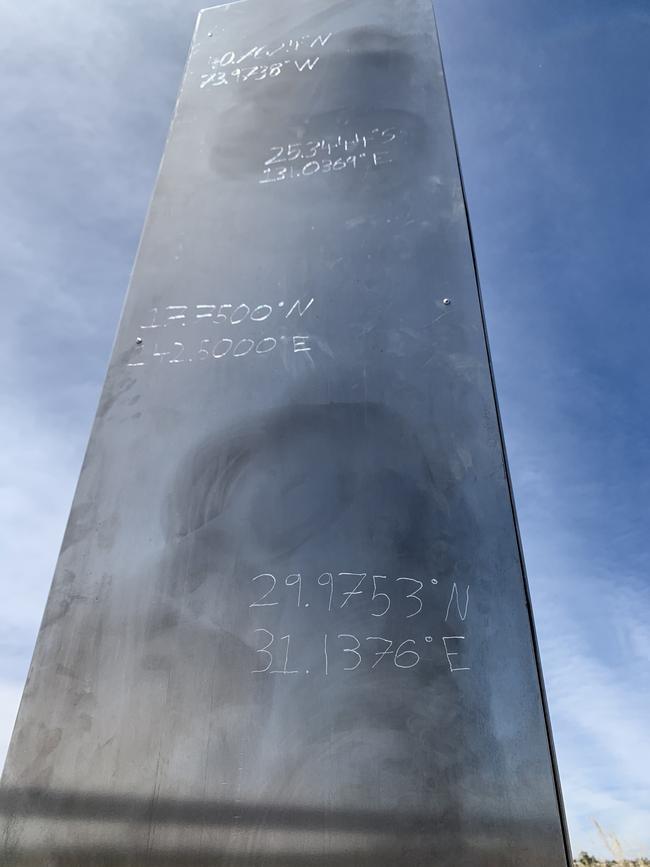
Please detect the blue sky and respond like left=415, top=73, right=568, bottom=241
left=1, top=0, right=648, bottom=859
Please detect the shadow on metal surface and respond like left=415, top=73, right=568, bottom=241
left=1, top=783, right=551, bottom=866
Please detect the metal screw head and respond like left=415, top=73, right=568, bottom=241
left=443, top=298, right=451, bottom=305
left=136, top=337, right=143, bottom=345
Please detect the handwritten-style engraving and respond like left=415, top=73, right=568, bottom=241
left=249, top=571, right=472, bottom=677
left=260, top=128, right=402, bottom=185
left=200, top=33, right=333, bottom=89
left=442, top=636, right=471, bottom=672
left=127, top=297, right=317, bottom=368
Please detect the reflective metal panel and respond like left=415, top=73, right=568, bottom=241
left=1, top=0, right=571, bottom=864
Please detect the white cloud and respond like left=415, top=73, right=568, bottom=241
left=510, top=440, right=650, bottom=858
left=0, top=0, right=196, bottom=773
left=0, top=681, right=23, bottom=767
left=0, top=398, right=84, bottom=760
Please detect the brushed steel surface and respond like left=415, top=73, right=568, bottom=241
left=1, top=0, right=571, bottom=864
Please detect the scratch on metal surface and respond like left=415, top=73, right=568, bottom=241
left=200, top=0, right=251, bottom=14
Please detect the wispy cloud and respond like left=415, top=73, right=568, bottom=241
left=0, top=400, right=81, bottom=755
left=497, top=339, right=650, bottom=857
left=436, top=0, right=650, bottom=856
left=0, top=0, right=197, bottom=769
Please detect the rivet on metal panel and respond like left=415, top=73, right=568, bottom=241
left=207, top=32, right=213, bottom=37
left=136, top=337, right=143, bottom=344
left=443, top=298, right=451, bottom=305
